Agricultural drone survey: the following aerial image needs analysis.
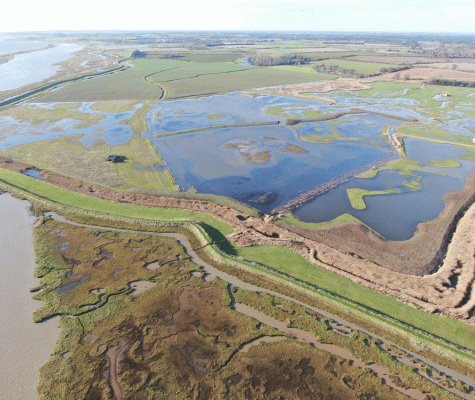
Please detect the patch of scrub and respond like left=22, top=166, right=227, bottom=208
left=428, top=159, right=461, bottom=168
left=279, top=143, right=308, bottom=153
left=207, top=113, right=226, bottom=120
left=265, top=104, right=327, bottom=119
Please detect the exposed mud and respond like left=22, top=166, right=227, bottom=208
left=106, top=340, right=131, bottom=400
left=260, top=79, right=371, bottom=99
left=128, top=281, right=156, bottom=295
left=233, top=303, right=426, bottom=400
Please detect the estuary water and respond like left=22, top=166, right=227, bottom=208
left=0, top=36, right=46, bottom=55
left=0, top=42, right=83, bottom=92
left=0, top=194, right=60, bottom=400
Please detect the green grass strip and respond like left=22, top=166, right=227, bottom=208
left=346, top=188, right=401, bottom=210
left=231, top=244, right=475, bottom=353
left=0, top=168, right=233, bottom=236
left=154, top=121, right=280, bottom=137
left=428, top=159, right=462, bottom=168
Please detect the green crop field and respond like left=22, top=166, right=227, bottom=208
left=150, top=62, right=335, bottom=99
left=35, top=58, right=336, bottom=102
left=314, top=59, right=404, bottom=76
left=36, top=60, right=166, bottom=102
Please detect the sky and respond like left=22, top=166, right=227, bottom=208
left=3, top=0, right=475, bottom=33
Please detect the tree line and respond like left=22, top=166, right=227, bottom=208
left=249, top=53, right=310, bottom=66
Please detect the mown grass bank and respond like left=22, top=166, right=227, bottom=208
left=0, top=168, right=233, bottom=236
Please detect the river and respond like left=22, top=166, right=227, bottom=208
left=0, top=42, right=83, bottom=92
left=0, top=193, right=60, bottom=400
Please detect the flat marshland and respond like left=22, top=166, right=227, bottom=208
left=2, top=32, right=475, bottom=400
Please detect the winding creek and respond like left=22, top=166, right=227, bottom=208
left=0, top=194, right=60, bottom=400
left=46, top=211, right=475, bottom=399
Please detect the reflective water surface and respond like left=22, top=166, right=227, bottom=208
left=0, top=194, right=60, bottom=400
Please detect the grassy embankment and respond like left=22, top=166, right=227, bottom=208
left=1, top=167, right=475, bottom=365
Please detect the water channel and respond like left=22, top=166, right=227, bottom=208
left=0, top=193, right=60, bottom=400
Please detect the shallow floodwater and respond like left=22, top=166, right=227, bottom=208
left=0, top=102, right=140, bottom=149
left=0, top=43, right=83, bottom=92
left=294, top=139, right=475, bottom=240
left=149, top=93, right=399, bottom=213
left=0, top=194, right=60, bottom=400
left=0, top=36, right=46, bottom=55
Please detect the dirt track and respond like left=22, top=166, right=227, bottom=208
left=1, top=156, right=475, bottom=322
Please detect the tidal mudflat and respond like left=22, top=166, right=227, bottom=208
left=0, top=194, right=60, bottom=400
